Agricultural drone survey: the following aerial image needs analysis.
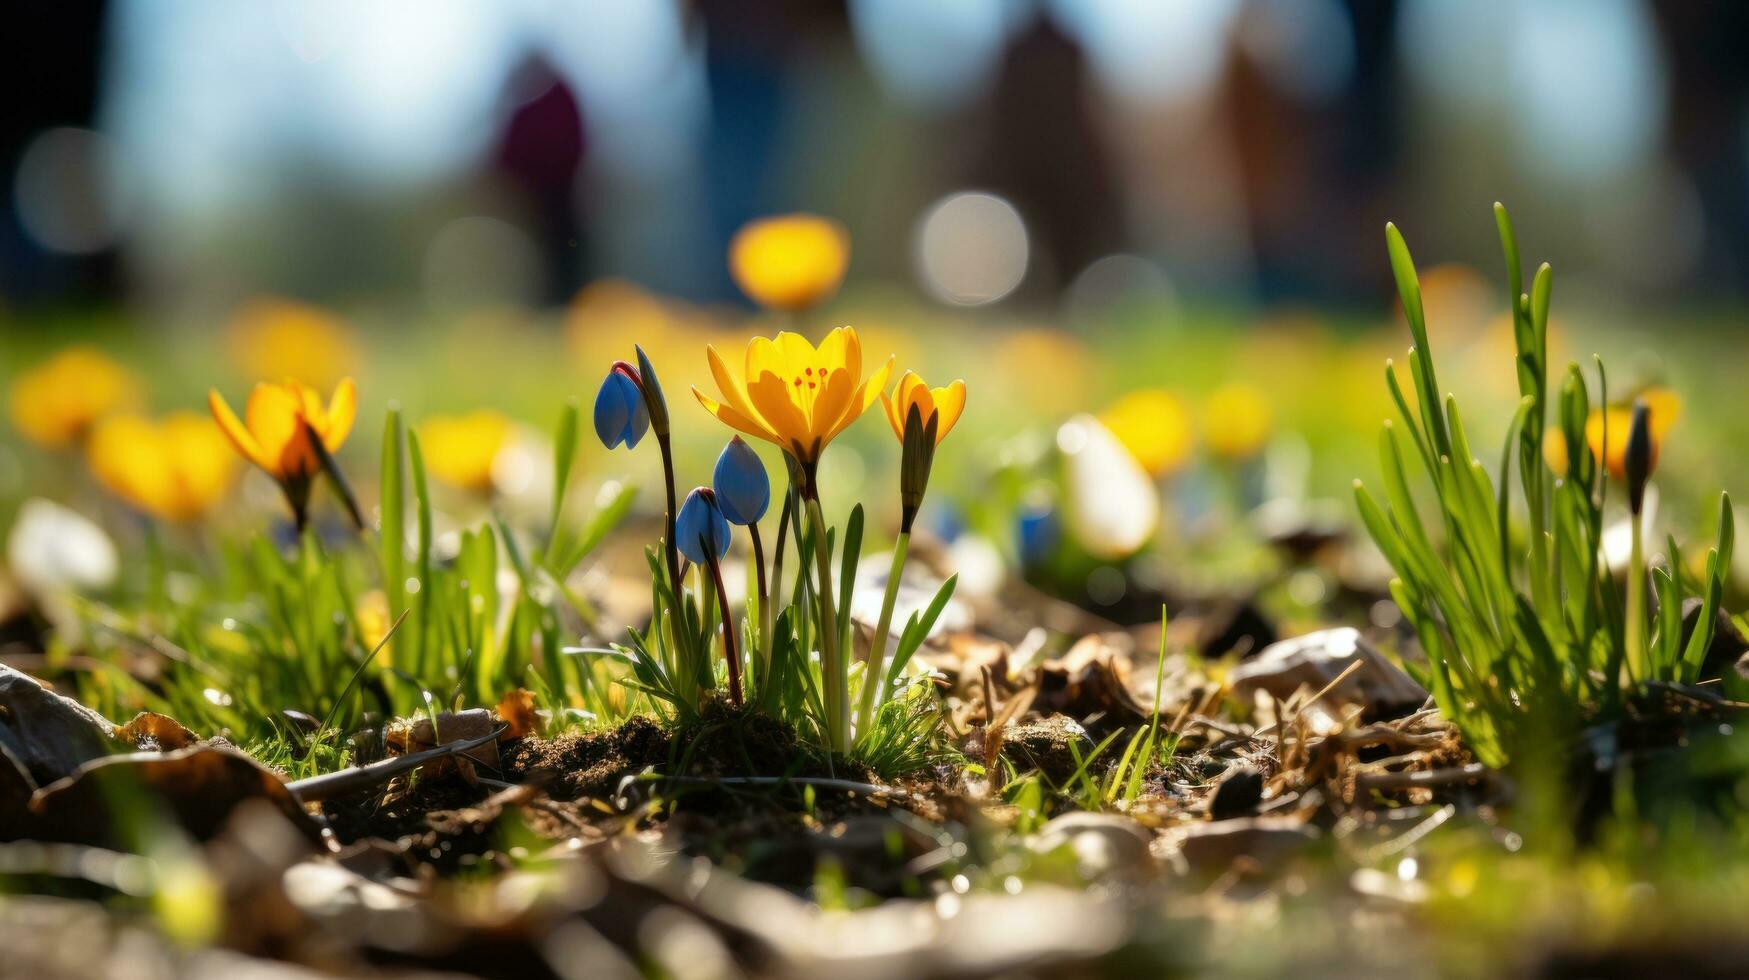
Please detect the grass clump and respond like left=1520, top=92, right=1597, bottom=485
left=1355, top=203, right=1733, bottom=768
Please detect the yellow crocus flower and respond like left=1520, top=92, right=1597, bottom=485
left=419, top=410, right=513, bottom=493
left=86, top=412, right=238, bottom=523
left=881, top=371, right=966, bottom=446
left=692, top=326, right=892, bottom=476
left=208, top=378, right=359, bottom=528
left=728, top=214, right=850, bottom=312
left=8, top=346, right=143, bottom=449
left=1586, top=387, right=1679, bottom=482
left=1203, top=382, right=1273, bottom=461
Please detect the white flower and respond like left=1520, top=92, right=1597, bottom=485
left=7, top=497, right=118, bottom=594
left=1057, top=415, right=1160, bottom=560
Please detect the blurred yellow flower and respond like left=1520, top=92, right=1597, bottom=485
left=881, top=371, right=966, bottom=445
left=86, top=412, right=238, bottom=523
left=729, top=214, right=850, bottom=312
left=1100, top=389, right=1194, bottom=478
left=993, top=327, right=1093, bottom=413
left=356, top=589, right=391, bottom=660
left=1586, top=387, right=1680, bottom=482
left=1203, top=383, right=1273, bottom=460
left=8, top=346, right=143, bottom=449
left=693, top=326, right=891, bottom=472
left=1415, top=263, right=1492, bottom=344
left=226, top=297, right=359, bottom=390
left=419, top=410, right=513, bottom=493
left=208, top=378, right=357, bottom=484
left=1543, top=426, right=1569, bottom=478
left=565, top=279, right=726, bottom=395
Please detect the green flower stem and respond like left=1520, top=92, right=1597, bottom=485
left=1624, top=511, right=1647, bottom=685
left=750, top=521, right=770, bottom=666
left=704, top=551, right=744, bottom=706
left=805, top=494, right=849, bottom=752
left=855, top=531, right=909, bottom=744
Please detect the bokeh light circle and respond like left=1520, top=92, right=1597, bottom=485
left=913, top=191, right=1028, bottom=306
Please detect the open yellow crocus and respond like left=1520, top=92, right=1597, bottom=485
left=1586, top=387, right=1679, bottom=482
left=881, top=371, right=966, bottom=446
left=8, top=346, right=143, bottom=449
left=208, top=378, right=358, bottom=528
left=693, top=326, right=892, bottom=481
left=728, top=214, right=850, bottom=312
left=86, top=412, right=238, bottom=523
left=419, top=410, right=513, bottom=493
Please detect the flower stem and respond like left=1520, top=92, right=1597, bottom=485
left=855, top=531, right=909, bottom=744
left=805, top=494, right=848, bottom=752
left=1624, top=510, right=1647, bottom=685
left=704, top=552, right=743, bottom=706
left=771, top=486, right=793, bottom=608
left=655, top=432, right=684, bottom=638
left=750, top=521, right=769, bottom=666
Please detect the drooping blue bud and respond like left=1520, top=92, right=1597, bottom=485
left=676, top=487, right=731, bottom=564
left=593, top=368, right=648, bottom=449
left=711, top=436, right=770, bottom=525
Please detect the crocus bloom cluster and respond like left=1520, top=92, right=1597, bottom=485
left=693, top=326, right=892, bottom=487
left=86, top=412, right=238, bottom=523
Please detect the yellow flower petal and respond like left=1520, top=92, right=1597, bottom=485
left=931, top=380, right=967, bottom=442
left=879, top=369, right=964, bottom=446
left=209, top=388, right=271, bottom=473
left=323, top=377, right=358, bottom=451
left=247, top=383, right=313, bottom=478
left=693, top=387, right=780, bottom=445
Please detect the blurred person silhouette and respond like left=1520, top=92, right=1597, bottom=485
left=1226, top=0, right=1403, bottom=303
left=689, top=0, right=863, bottom=304
left=492, top=56, right=588, bottom=303
left=966, top=15, right=1125, bottom=296
left=1651, top=0, right=1749, bottom=294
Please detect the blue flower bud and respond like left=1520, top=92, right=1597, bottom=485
left=593, top=369, right=648, bottom=449
left=711, top=436, right=769, bottom=525
left=676, top=487, right=731, bottom=565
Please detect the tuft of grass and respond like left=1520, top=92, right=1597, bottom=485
left=1354, top=204, right=1733, bottom=767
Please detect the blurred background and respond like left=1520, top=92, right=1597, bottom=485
left=6, top=0, right=1748, bottom=312
left=3, top=0, right=1748, bottom=623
